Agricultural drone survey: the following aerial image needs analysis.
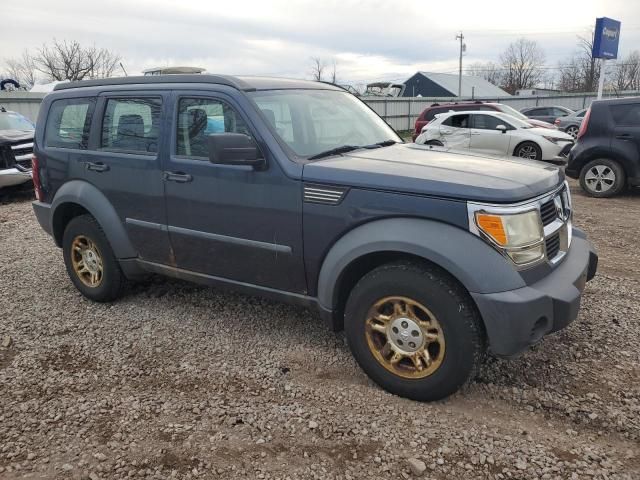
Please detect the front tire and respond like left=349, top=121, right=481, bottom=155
left=344, top=261, right=485, bottom=402
left=579, top=158, right=626, bottom=197
left=514, top=141, right=542, bottom=160
left=62, top=214, right=125, bottom=302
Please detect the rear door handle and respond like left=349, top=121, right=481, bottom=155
left=615, top=134, right=632, bottom=140
left=441, top=129, right=452, bottom=134
left=163, top=171, right=193, bottom=183
left=85, top=162, right=109, bottom=172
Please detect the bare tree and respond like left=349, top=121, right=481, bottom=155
left=309, top=57, right=326, bottom=82
left=611, top=51, right=640, bottom=91
left=3, top=51, right=38, bottom=89
left=557, top=32, right=601, bottom=92
left=465, top=61, right=503, bottom=86
left=33, top=39, right=121, bottom=82
left=499, top=38, right=546, bottom=94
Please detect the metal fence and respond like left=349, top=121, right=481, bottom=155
left=3, top=89, right=640, bottom=132
left=0, top=92, right=46, bottom=122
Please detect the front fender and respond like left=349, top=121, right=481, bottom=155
left=50, top=179, right=136, bottom=258
left=316, top=217, right=525, bottom=311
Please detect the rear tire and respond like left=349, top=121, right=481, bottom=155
left=514, top=141, right=542, bottom=161
left=62, top=214, right=125, bottom=302
left=344, top=261, right=486, bottom=402
left=579, top=158, right=626, bottom=198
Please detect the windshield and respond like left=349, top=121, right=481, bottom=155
left=249, top=89, right=401, bottom=158
left=0, top=112, right=34, bottom=131
left=494, top=112, right=532, bottom=129
left=495, top=104, right=530, bottom=121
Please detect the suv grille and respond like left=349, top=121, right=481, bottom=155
left=540, top=199, right=557, bottom=226
left=11, top=141, right=34, bottom=170
left=545, top=232, right=561, bottom=259
left=540, top=185, right=571, bottom=264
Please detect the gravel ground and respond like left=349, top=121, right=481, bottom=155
left=1, top=181, right=639, bottom=480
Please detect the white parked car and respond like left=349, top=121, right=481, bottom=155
left=415, top=110, right=574, bottom=163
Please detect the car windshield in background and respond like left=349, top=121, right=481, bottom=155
left=249, top=90, right=401, bottom=158
left=0, top=112, right=35, bottom=131
left=495, top=112, right=531, bottom=129
left=497, top=104, right=530, bottom=121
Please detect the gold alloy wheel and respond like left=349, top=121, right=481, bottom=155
left=70, top=235, right=104, bottom=288
left=365, top=296, right=445, bottom=379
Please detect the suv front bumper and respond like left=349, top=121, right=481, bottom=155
left=471, top=228, right=597, bottom=357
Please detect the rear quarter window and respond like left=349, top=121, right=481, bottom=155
left=423, top=107, right=445, bottom=121
left=44, top=98, right=96, bottom=149
left=610, top=103, right=640, bottom=126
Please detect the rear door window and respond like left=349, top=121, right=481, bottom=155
left=610, top=103, right=640, bottom=126
left=45, top=98, right=96, bottom=149
left=442, top=114, right=470, bottom=128
left=101, top=98, right=162, bottom=154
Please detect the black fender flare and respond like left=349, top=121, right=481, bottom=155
left=316, top=217, right=525, bottom=312
left=50, top=180, right=136, bottom=258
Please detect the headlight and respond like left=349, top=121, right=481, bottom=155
left=474, top=210, right=545, bottom=265
left=543, top=136, right=560, bottom=144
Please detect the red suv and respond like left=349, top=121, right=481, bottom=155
left=412, top=101, right=555, bottom=141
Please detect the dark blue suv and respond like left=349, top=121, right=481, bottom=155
left=31, top=75, right=598, bottom=401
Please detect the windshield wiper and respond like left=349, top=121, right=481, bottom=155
left=370, top=139, right=399, bottom=147
left=307, top=140, right=399, bottom=160
left=308, top=145, right=361, bottom=160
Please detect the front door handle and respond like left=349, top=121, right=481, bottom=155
left=615, top=133, right=632, bottom=140
left=163, top=171, right=193, bottom=183
left=85, top=162, right=109, bottom=172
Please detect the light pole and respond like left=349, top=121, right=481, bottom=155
left=456, top=32, right=466, bottom=98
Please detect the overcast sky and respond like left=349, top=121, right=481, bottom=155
left=3, top=0, right=639, bottom=86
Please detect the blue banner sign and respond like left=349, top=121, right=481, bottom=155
left=592, top=17, right=621, bottom=59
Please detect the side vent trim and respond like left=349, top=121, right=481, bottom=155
left=304, top=184, right=348, bottom=205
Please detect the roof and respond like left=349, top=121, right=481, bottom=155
left=53, top=75, right=341, bottom=92
left=414, top=72, right=510, bottom=98
left=142, top=66, right=205, bottom=74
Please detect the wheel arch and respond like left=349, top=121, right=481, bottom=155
left=576, top=149, right=631, bottom=180
left=316, top=217, right=526, bottom=330
left=50, top=180, right=136, bottom=258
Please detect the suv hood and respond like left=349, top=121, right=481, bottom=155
left=302, top=144, right=564, bottom=203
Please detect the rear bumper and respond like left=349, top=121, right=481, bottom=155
left=32, top=201, right=53, bottom=236
left=0, top=168, right=31, bottom=188
left=472, top=229, right=597, bottom=357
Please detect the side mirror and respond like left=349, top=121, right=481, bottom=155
left=495, top=124, right=508, bottom=133
left=207, top=133, right=265, bottom=168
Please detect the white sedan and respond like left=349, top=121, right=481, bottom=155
left=415, top=110, right=574, bottom=163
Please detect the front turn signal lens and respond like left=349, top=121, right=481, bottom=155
left=476, top=214, right=507, bottom=246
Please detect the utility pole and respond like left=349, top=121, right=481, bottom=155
left=456, top=32, right=465, bottom=98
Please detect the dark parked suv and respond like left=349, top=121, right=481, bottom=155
left=32, top=75, right=597, bottom=401
left=567, top=97, right=640, bottom=197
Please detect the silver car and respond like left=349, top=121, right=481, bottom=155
left=0, top=109, right=34, bottom=189
left=554, top=109, right=587, bottom=139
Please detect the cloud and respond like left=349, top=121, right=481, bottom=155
left=3, top=0, right=640, bottom=84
